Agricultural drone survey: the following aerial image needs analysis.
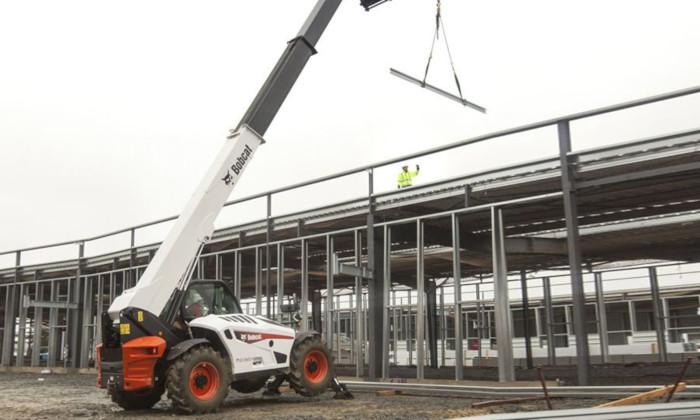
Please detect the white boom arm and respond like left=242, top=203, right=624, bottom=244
left=108, top=125, right=263, bottom=320
left=107, top=0, right=353, bottom=322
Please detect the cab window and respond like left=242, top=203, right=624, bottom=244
left=184, top=282, right=241, bottom=319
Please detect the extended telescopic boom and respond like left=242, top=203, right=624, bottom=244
left=108, top=0, right=347, bottom=321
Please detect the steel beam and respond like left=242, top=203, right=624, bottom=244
left=492, top=207, right=515, bottom=382
left=558, top=120, right=591, bottom=385
left=576, top=160, right=700, bottom=190
left=594, top=272, right=609, bottom=363
left=333, top=255, right=373, bottom=279
left=389, top=68, right=487, bottom=113
left=649, top=267, right=668, bottom=362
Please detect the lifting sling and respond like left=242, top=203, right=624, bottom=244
left=390, top=1, right=486, bottom=113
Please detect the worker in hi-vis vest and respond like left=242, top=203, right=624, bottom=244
left=397, top=164, right=420, bottom=188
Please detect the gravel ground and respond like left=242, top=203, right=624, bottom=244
left=0, top=372, right=609, bottom=420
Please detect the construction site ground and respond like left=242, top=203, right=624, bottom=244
left=0, top=372, right=611, bottom=420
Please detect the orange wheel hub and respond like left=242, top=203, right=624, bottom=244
left=189, top=362, right=220, bottom=400
left=304, top=350, right=328, bottom=383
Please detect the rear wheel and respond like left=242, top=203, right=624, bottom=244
left=109, top=386, right=164, bottom=410
left=288, top=335, right=334, bottom=397
left=165, top=346, right=230, bottom=414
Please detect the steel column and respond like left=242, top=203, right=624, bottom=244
left=382, top=225, right=391, bottom=377
left=416, top=220, right=425, bottom=380
left=80, top=275, right=93, bottom=368
left=2, top=284, right=18, bottom=366
left=325, top=235, right=334, bottom=347
left=475, top=283, right=482, bottom=366
left=67, top=243, right=85, bottom=369
left=266, top=194, right=272, bottom=318
left=367, top=168, right=386, bottom=379
left=277, top=244, right=285, bottom=323
left=301, top=239, right=309, bottom=332
left=649, top=267, right=668, bottom=362
left=16, top=284, right=27, bottom=367
left=521, top=270, right=534, bottom=369
left=31, top=281, right=44, bottom=367
left=354, top=230, right=363, bottom=376
left=594, top=272, right=609, bottom=363
left=96, top=275, right=104, bottom=350
left=234, top=251, right=242, bottom=298
left=426, top=285, right=438, bottom=368
left=407, top=291, right=413, bottom=366
left=47, top=281, right=58, bottom=368
left=558, top=120, right=591, bottom=385
left=255, top=247, right=262, bottom=315
left=543, top=277, right=556, bottom=365
left=492, top=207, right=515, bottom=382
left=452, top=213, right=464, bottom=380
left=129, top=229, right=136, bottom=288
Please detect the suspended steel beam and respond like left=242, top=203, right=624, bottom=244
left=390, top=68, right=487, bottom=114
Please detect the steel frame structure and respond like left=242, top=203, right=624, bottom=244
left=2, top=87, right=700, bottom=386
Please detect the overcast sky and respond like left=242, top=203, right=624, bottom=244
left=1, top=0, right=700, bottom=267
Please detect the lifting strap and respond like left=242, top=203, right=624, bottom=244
left=421, top=0, right=466, bottom=104
left=390, top=0, right=485, bottom=112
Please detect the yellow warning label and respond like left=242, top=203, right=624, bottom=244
left=120, top=323, right=130, bottom=335
left=137, top=311, right=144, bottom=322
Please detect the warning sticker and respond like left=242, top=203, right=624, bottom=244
left=120, top=323, right=130, bottom=335
left=137, top=311, right=144, bottom=322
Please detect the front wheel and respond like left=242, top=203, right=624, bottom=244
left=165, top=346, right=230, bottom=414
left=288, top=335, right=334, bottom=397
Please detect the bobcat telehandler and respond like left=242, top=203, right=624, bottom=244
left=97, top=0, right=389, bottom=414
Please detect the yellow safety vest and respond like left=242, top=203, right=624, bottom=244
left=397, top=170, right=419, bottom=188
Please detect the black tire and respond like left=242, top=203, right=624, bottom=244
left=231, top=377, right=269, bottom=394
left=288, top=336, right=334, bottom=397
left=165, top=346, right=230, bottom=414
left=109, top=386, right=164, bottom=410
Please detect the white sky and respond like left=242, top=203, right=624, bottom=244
left=1, top=0, right=700, bottom=267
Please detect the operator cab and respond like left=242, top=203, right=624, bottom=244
left=161, top=279, right=242, bottom=323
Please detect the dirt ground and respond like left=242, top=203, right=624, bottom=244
left=0, top=372, right=609, bottom=420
